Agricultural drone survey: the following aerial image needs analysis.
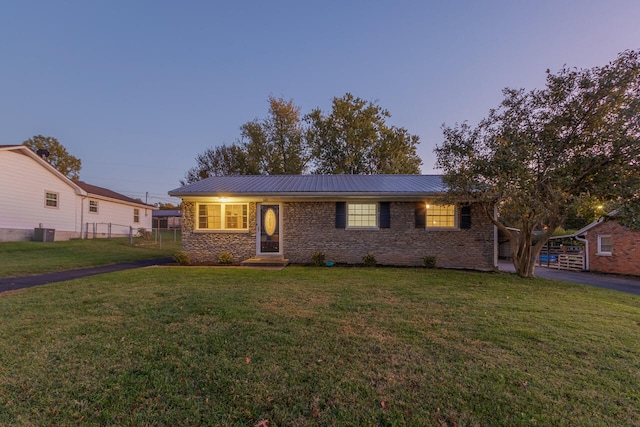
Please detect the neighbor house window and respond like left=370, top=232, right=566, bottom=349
left=45, top=191, right=58, bottom=208
left=198, top=203, right=248, bottom=231
left=89, top=200, right=98, bottom=214
left=347, top=203, right=378, bottom=228
left=426, top=204, right=456, bottom=228
left=597, top=235, right=612, bottom=255
left=133, top=208, right=140, bottom=223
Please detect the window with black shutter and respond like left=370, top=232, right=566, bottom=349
left=379, top=202, right=390, bottom=228
left=460, top=204, right=472, bottom=229
left=335, top=202, right=346, bottom=228
left=415, top=202, right=426, bottom=228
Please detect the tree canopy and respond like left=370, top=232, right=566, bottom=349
left=23, top=135, right=82, bottom=180
left=181, top=94, right=421, bottom=184
left=435, top=49, right=640, bottom=278
left=306, top=93, right=421, bottom=174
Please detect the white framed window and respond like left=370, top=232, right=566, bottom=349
left=45, top=191, right=58, bottom=208
left=198, top=203, right=248, bottom=231
left=133, top=208, right=140, bottom=223
left=347, top=203, right=377, bottom=228
left=597, top=235, right=612, bottom=256
left=89, top=200, right=98, bottom=214
left=426, top=204, right=456, bottom=228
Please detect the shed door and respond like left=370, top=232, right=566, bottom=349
left=258, top=204, right=281, bottom=254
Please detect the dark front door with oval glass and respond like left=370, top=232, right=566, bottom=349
left=259, top=204, right=280, bottom=253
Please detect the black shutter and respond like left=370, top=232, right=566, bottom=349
left=460, top=204, right=472, bottom=229
left=379, top=202, right=390, bottom=228
left=335, top=202, right=346, bottom=229
left=415, top=202, right=426, bottom=229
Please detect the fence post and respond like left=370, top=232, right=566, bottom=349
left=129, top=226, right=133, bottom=245
left=108, top=223, right=112, bottom=240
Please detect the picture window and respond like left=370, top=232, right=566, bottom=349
left=198, top=203, right=248, bottom=231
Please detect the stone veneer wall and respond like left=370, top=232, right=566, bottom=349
left=586, top=220, right=640, bottom=276
left=180, top=201, right=257, bottom=263
left=180, top=200, right=495, bottom=270
left=283, top=202, right=495, bottom=270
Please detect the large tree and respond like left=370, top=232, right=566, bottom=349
left=305, top=93, right=422, bottom=174
left=181, top=144, right=250, bottom=185
left=23, top=135, right=82, bottom=180
left=182, top=96, right=307, bottom=184
left=435, top=49, right=640, bottom=278
left=241, top=95, right=308, bottom=175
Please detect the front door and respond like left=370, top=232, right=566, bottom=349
left=258, top=204, right=281, bottom=255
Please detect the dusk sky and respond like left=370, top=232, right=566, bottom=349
left=2, top=1, right=638, bottom=205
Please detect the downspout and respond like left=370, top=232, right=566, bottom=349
left=80, top=196, right=86, bottom=240
left=575, top=234, right=588, bottom=271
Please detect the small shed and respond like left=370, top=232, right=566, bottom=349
left=152, top=209, right=182, bottom=229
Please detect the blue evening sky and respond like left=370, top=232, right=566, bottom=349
left=1, top=1, right=638, bottom=205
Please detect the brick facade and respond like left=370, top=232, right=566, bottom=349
left=586, top=220, right=640, bottom=276
left=181, top=200, right=496, bottom=270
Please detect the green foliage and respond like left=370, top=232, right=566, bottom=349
left=306, top=93, right=422, bottom=174
left=311, top=250, right=326, bottom=267
left=422, top=255, right=437, bottom=268
left=181, top=144, right=250, bottom=185
left=23, top=135, right=82, bottom=180
left=436, top=49, right=640, bottom=277
left=362, top=253, right=377, bottom=267
left=181, top=93, right=422, bottom=184
left=173, top=251, right=191, bottom=265
left=217, top=251, right=234, bottom=265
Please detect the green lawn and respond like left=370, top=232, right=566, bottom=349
left=0, top=235, right=181, bottom=278
left=0, top=267, right=638, bottom=426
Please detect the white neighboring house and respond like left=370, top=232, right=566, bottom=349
left=0, top=145, right=154, bottom=241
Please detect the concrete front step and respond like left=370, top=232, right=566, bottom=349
left=240, top=257, right=290, bottom=267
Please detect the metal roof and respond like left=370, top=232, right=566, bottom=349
left=169, top=174, right=446, bottom=198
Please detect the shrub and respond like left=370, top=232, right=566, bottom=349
left=217, top=251, right=234, bottom=265
left=137, top=227, right=152, bottom=240
left=422, top=255, right=437, bottom=268
left=311, top=250, right=326, bottom=267
left=362, top=253, right=377, bottom=267
left=173, top=251, right=191, bottom=266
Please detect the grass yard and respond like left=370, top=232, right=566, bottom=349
left=0, top=267, right=639, bottom=426
left=0, top=235, right=181, bottom=278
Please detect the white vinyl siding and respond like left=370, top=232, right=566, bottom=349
left=0, top=149, right=153, bottom=237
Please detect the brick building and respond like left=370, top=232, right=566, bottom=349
left=579, top=215, right=640, bottom=276
left=169, top=175, right=497, bottom=270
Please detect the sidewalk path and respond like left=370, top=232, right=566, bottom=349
left=0, top=257, right=173, bottom=294
left=498, top=260, right=640, bottom=296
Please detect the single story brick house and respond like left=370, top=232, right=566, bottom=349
left=169, top=175, right=497, bottom=270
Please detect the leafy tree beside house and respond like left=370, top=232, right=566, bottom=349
left=23, top=135, right=82, bottom=180
left=435, top=49, right=640, bottom=278
left=305, top=93, right=422, bottom=174
left=182, top=93, right=422, bottom=184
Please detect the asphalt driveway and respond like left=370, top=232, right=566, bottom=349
left=2, top=258, right=639, bottom=296
left=0, top=257, right=173, bottom=294
left=498, top=260, right=640, bottom=295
